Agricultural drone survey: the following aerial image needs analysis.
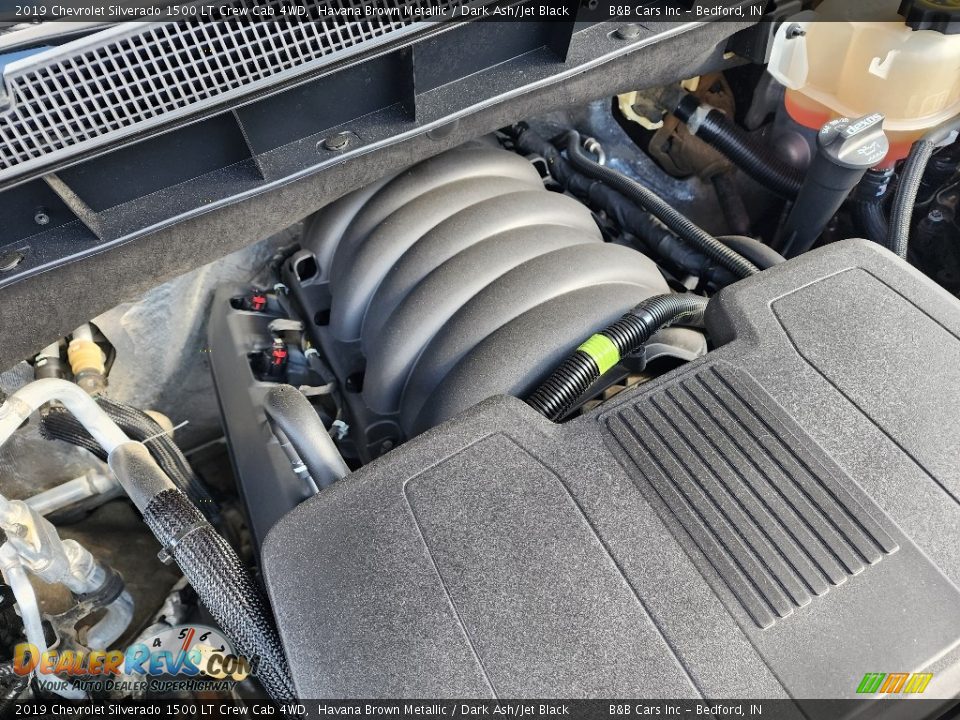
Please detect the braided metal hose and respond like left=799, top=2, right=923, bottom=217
left=889, top=115, right=960, bottom=260
left=889, top=140, right=938, bottom=259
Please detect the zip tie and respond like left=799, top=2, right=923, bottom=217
left=157, top=521, right=208, bottom=565
left=141, top=420, right=189, bottom=446
left=298, top=383, right=335, bottom=397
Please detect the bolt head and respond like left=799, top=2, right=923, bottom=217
left=0, top=250, right=24, bottom=272
left=320, top=132, right=352, bottom=152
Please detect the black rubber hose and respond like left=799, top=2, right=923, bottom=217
left=514, top=127, right=782, bottom=287
left=109, top=443, right=297, bottom=701
left=143, top=490, right=296, bottom=700
left=712, top=171, right=752, bottom=236
left=97, top=400, right=213, bottom=510
left=889, top=116, right=960, bottom=259
left=716, top=235, right=786, bottom=269
left=564, top=132, right=761, bottom=279
left=515, top=125, right=665, bottom=241
left=857, top=200, right=890, bottom=247
left=853, top=168, right=894, bottom=245
left=526, top=294, right=710, bottom=421
left=263, top=385, right=349, bottom=490
left=670, top=92, right=803, bottom=199
left=854, top=167, right=894, bottom=246
left=39, top=398, right=218, bottom=520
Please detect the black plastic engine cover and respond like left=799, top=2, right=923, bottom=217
left=261, top=240, right=960, bottom=704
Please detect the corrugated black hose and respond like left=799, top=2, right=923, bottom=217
left=40, top=398, right=218, bottom=520
left=526, top=294, right=710, bottom=421
left=563, top=131, right=761, bottom=279
left=669, top=91, right=803, bottom=199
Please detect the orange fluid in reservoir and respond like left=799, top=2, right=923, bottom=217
left=784, top=91, right=919, bottom=167
left=769, top=0, right=960, bottom=167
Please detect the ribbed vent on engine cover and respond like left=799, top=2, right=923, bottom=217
left=0, top=0, right=456, bottom=182
left=601, top=362, right=900, bottom=630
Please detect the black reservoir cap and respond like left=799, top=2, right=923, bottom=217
left=899, top=0, right=960, bottom=34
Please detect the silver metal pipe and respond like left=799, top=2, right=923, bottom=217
left=0, top=494, right=135, bottom=650
left=0, top=378, right=129, bottom=454
left=25, top=471, right=119, bottom=516
left=0, top=544, right=86, bottom=699
left=85, top=590, right=135, bottom=649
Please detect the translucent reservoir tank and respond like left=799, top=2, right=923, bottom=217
left=767, top=0, right=960, bottom=165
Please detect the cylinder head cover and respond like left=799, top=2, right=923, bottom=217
left=306, top=143, right=702, bottom=436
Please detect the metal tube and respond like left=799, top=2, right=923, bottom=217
left=25, top=472, right=118, bottom=516
left=85, top=590, right=135, bottom=649
left=0, top=544, right=86, bottom=699
left=0, top=544, right=46, bottom=655
left=0, top=378, right=129, bottom=454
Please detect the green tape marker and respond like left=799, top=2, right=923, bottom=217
left=577, top=334, right=620, bottom=375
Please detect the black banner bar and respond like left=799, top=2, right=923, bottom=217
left=0, top=0, right=939, bottom=24
left=8, top=699, right=960, bottom=720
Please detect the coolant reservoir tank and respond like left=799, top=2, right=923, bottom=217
left=767, top=0, right=960, bottom=165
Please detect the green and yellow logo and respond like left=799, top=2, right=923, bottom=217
left=856, top=672, right=933, bottom=694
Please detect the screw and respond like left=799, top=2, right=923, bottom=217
left=320, top=132, right=352, bottom=152
left=786, top=24, right=807, bottom=38
left=379, top=440, right=394, bottom=455
left=34, top=208, right=50, bottom=226
left=0, top=250, right=24, bottom=272
left=345, top=372, right=364, bottom=393
left=614, top=24, right=641, bottom=40
left=330, top=420, right=349, bottom=441
left=583, top=137, right=606, bottom=165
